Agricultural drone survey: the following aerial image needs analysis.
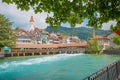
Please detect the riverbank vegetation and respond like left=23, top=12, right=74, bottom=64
left=0, top=14, right=16, bottom=48
left=87, top=39, right=103, bottom=54
left=113, top=34, right=120, bottom=46
left=46, top=26, right=109, bottom=40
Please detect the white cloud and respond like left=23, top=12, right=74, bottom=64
left=102, top=21, right=117, bottom=30
left=61, top=19, right=88, bottom=28
left=61, top=22, right=87, bottom=28
left=76, top=22, right=87, bottom=27
left=0, top=1, right=49, bottom=30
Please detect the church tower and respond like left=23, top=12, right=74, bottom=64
left=92, top=28, right=96, bottom=38
left=29, top=16, right=35, bottom=31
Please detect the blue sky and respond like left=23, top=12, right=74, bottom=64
left=0, top=0, right=117, bottom=30
left=62, top=18, right=88, bottom=28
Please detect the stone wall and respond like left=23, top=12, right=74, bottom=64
left=103, top=49, right=120, bottom=54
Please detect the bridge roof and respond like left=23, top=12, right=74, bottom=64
left=16, top=43, right=88, bottom=48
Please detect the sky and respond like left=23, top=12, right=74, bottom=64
left=0, top=0, right=117, bottom=30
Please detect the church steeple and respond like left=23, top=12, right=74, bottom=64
left=29, top=16, right=35, bottom=31
left=92, top=28, right=96, bottom=38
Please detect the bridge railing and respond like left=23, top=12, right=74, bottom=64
left=83, top=60, right=120, bottom=80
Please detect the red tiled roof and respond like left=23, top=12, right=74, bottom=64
left=30, top=27, right=49, bottom=36
left=61, top=35, right=69, bottom=39
left=42, top=31, right=49, bottom=35
left=49, top=33, right=59, bottom=39
left=17, top=29, right=33, bottom=37
left=70, top=36, right=80, bottom=40
left=29, top=27, right=43, bottom=36
left=93, top=35, right=104, bottom=39
left=16, top=43, right=88, bottom=48
left=91, top=35, right=109, bottom=40
left=35, top=27, right=43, bottom=33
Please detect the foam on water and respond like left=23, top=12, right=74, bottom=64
left=0, top=54, right=83, bottom=69
left=0, top=62, right=9, bottom=69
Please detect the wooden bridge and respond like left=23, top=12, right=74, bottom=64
left=4, top=42, right=88, bottom=57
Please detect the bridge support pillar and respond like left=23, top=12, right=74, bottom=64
left=17, top=53, right=19, bottom=56
left=79, top=51, right=81, bottom=53
left=65, top=51, right=67, bottom=54
left=47, top=52, right=49, bottom=55
left=39, top=52, right=42, bottom=55
left=53, top=52, right=55, bottom=54
left=23, top=53, right=25, bottom=56
left=32, top=52, right=34, bottom=56
left=11, top=53, right=13, bottom=57
left=59, top=51, right=61, bottom=54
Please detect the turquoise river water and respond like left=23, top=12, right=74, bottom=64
left=0, top=54, right=120, bottom=80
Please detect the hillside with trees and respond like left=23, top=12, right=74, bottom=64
left=46, top=26, right=109, bottom=40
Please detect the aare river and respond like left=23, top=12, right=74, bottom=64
left=0, top=54, right=120, bottom=80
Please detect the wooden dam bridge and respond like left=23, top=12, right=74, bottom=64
left=4, top=42, right=88, bottom=57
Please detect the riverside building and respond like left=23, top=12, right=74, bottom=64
left=91, top=29, right=110, bottom=50
left=16, top=16, right=81, bottom=45
left=0, top=16, right=88, bottom=57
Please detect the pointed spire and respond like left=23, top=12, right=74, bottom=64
left=29, top=16, right=35, bottom=31
left=30, top=16, right=34, bottom=22
left=92, top=28, right=96, bottom=38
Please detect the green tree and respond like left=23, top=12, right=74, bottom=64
left=46, top=26, right=109, bottom=40
left=2, top=0, right=120, bottom=30
left=87, top=39, right=103, bottom=54
left=113, top=34, right=120, bottom=45
left=0, top=14, right=16, bottom=48
left=15, top=26, right=19, bottom=30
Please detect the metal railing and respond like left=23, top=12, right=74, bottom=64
left=83, top=60, right=120, bottom=80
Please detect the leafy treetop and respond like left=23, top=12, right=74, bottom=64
left=2, top=0, right=120, bottom=31
left=113, top=34, right=120, bottom=45
left=87, top=39, right=103, bottom=54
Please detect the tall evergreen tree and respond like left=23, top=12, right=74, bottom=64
left=0, top=14, right=16, bottom=48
